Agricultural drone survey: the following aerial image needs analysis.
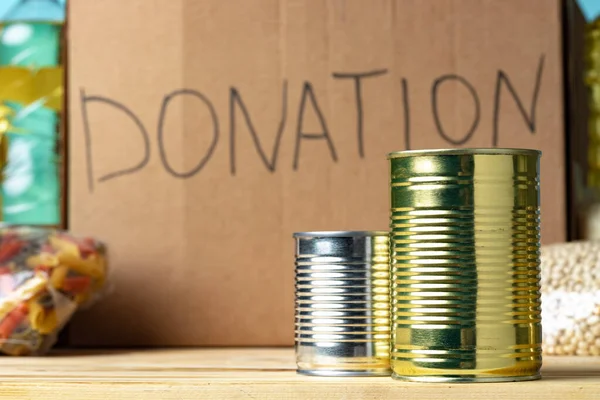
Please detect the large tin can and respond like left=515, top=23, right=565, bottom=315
left=294, top=231, right=391, bottom=376
left=388, top=148, right=542, bottom=382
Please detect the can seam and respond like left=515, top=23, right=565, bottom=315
left=293, top=231, right=388, bottom=238
left=387, top=148, right=541, bottom=158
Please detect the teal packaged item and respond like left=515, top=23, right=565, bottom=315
left=0, top=0, right=65, bottom=225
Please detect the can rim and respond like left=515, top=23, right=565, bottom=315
left=293, top=231, right=388, bottom=238
left=387, top=148, right=541, bottom=158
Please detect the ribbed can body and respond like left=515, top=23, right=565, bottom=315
left=388, top=149, right=542, bottom=382
left=294, top=231, right=391, bottom=376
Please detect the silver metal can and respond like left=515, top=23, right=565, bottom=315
left=388, top=148, right=542, bottom=383
left=294, top=231, right=391, bottom=376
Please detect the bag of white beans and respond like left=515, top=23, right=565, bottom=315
left=541, top=241, right=600, bottom=356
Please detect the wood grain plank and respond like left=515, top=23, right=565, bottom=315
left=0, top=349, right=597, bottom=399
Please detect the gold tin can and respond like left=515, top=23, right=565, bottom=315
left=294, top=231, right=391, bottom=376
left=388, top=148, right=542, bottom=383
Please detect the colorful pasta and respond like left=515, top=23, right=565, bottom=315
left=0, top=226, right=107, bottom=356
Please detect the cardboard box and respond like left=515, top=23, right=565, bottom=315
left=67, top=0, right=566, bottom=346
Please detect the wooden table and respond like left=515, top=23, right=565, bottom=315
left=0, top=349, right=598, bottom=399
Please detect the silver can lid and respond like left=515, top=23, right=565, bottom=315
left=293, top=230, right=388, bottom=238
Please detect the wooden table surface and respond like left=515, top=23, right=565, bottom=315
left=0, top=348, right=598, bottom=399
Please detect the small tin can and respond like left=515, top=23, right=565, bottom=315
left=294, top=231, right=391, bottom=376
left=388, top=148, right=542, bottom=383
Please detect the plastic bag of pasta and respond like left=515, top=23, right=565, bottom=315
left=0, top=226, right=107, bottom=356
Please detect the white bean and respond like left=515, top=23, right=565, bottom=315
left=541, top=241, right=600, bottom=357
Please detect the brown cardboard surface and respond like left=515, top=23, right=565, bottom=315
left=68, top=0, right=566, bottom=346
